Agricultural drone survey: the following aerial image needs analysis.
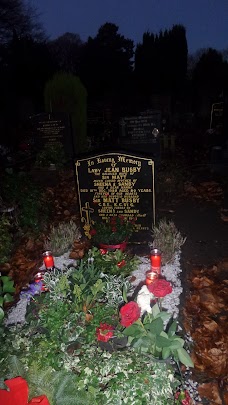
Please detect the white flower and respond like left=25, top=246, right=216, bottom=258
left=136, top=285, right=153, bottom=314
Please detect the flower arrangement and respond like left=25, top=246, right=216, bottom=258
left=0, top=222, right=195, bottom=404
left=89, top=215, right=136, bottom=245
left=118, top=282, right=194, bottom=368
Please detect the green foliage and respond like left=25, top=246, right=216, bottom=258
left=152, top=219, right=186, bottom=264
left=1, top=356, right=95, bottom=405
left=69, top=259, right=105, bottom=312
left=0, top=215, right=13, bottom=264
left=122, top=303, right=194, bottom=368
left=43, top=248, right=138, bottom=313
left=35, top=142, right=67, bottom=168
left=43, top=267, right=72, bottom=301
left=1, top=173, right=50, bottom=233
left=44, top=220, right=82, bottom=256
left=43, top=258, right=104, bottom=313
left=84, top=247, right=139, bottom=277
left=85, top=304, right=118, bottom=345
left=102, top=274, right=133, bottom=307
left=0, top=275, right=15, bottom=323
left=44, top=73, right=87, bottom=154
left=0, top=245, right=186, bottom=403
left=0, top=345, right=179, bottom=405
left=91, top=215, right=136, bottom=244
left=19, top=188, right=47, bottom=232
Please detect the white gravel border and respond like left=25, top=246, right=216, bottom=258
left=5, top=251, right=182, bottom=325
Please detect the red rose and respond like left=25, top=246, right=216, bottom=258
left=96, top=323, right=114, bottom=342
left=148, top=279, right=172, bottom=297
left=89, top=228, right=97, bottom=236
left=112, top=226, right=117, bottom=232
left=120, top=301, right=141, bottom=327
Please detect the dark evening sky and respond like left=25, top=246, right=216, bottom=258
left=31, top=0, right=228, bottom=54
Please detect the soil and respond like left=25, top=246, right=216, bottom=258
left=155, top=167, right=228, bottom=405
left=155, top=165, right=228, bottom=265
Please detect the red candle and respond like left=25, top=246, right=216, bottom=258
left=145, top=270, right=158, bottom=286
left=43, top=251, right=54, bottom=269
left=150, top=248, right=161, bottom=274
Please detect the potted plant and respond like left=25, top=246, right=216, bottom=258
left=89, top=215, right=136, bottom=251
left=152, top=219, right=186, bottom=264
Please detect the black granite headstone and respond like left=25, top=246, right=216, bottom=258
left=119, top=110, right=161, bottom=159
left=30, top=112, right=73, bottom=156
left=75, top=152, right=155, bottom=243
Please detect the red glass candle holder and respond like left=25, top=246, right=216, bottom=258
left=150, top=248, right=161, bottom=274
left=34, top=271, right=45, bottom=282
left=43, top=251, right=54, bottom=270
left=145, top=269, right=158, bottom=286
left=34, top=270, right=48, bottom=292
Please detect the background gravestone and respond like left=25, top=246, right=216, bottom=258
left=30, top=112, right=73, bottom=157
left=75, top=152, right=155, bottom=243
left=119, top=110, right=162, bottom=160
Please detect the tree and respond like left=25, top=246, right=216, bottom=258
left=193, top=48, right=226, bottom=92
left=48, top=32, right=83, bottom=75
left=134, top=31, right=156, bottom=95
left=79, top=22, right=134, bottom=99
left=135, top=24, right=188, bottom=97
left=0, top=0, right=45, bottom=43
left=192, top=48, right=228, bottom=118
left=44, top=73, right=87, bottom=154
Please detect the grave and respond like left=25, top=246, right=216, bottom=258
left=75, top=152, right=155, bottom=243
left=119, top=110, right=162, bottom=160
left=29, top=112, right=73, bottom=157
left=29, top=113, right=73, bottom=186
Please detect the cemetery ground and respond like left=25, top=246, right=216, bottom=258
left=0, top=151, right=228, bottom=404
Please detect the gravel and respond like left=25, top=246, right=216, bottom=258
left=6, top=251, right=182, bottom=325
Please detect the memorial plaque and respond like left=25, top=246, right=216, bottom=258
left=30, top=112, right=73, bottom=156
left=210, top=102, right=224, bottom=130
left=119, top=110, right=161, bottom=158
left=75, top=152, right=155, bottom=243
